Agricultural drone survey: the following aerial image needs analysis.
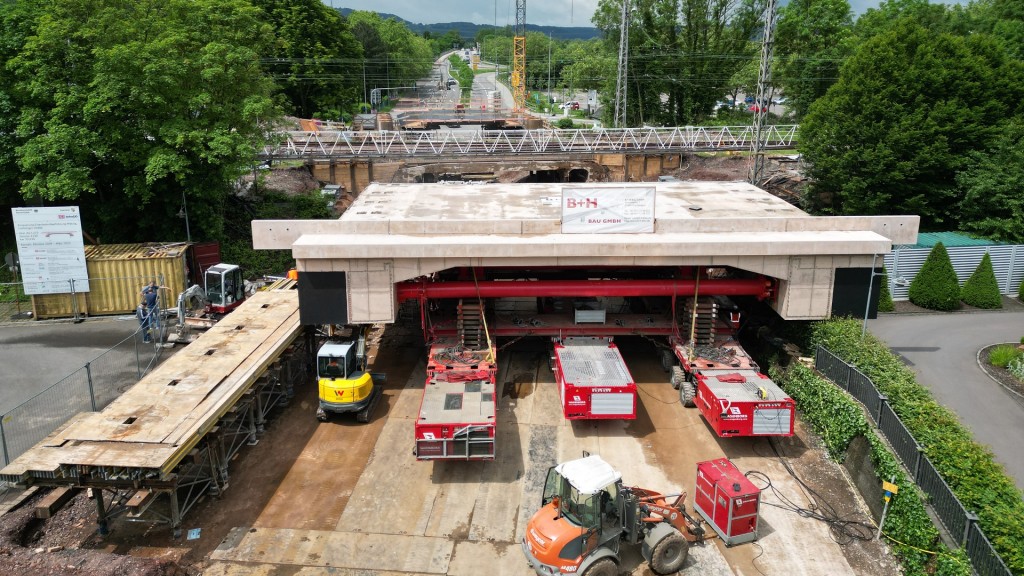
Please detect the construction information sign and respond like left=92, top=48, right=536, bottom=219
left=12, top=206, right=90, bottom=295
left=561, top=187, right=656, bottom=233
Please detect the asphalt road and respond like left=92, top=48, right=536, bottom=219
left=0, top=317, right=142, bottom=415
left=868, top=310, right=1024, bottom=490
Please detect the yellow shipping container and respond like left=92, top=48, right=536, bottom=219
left=32, top=243, right=190, bottom=319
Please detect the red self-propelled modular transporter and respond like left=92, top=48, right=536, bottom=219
left=414, top=338, right=497, bottom=461
left=552, top=336, right=637, bottom=420
left=669, top=301, right=795, bottom=437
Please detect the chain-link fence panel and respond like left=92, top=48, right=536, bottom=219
left=1, top=325, right=169, bottom=467
left=0, top=282, right=33, bottom=325
left=0, top=368, right=93, bottom=465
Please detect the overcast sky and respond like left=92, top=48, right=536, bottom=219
left=329, top=0, right=965, bottom=27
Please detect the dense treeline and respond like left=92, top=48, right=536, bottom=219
left=1, top=0, right=1023, bottom=250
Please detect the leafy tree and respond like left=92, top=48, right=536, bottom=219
left=908, top=242, right=961, bottom=311
left=347, top=11, right=433, bottom=106
left=252, top=0, right=363, bottom=119
left=799, top=18, right=1024, bottom=229
left=961, top=252, right=1002, bottom=309
left=878, top=269, right=894, bottom=312
left=956, top=119, right=1024, bottom=243
left=0, top=2, right=44, bottom=206
left=592, top=0, right=763, bottom=127
left=10, top=0, right=278, bottom=243
left=774, top=0, right=853, bottom=118
left=853, top=0, right=961, bottom=39
left=978, top=0, right=1024, bottom=59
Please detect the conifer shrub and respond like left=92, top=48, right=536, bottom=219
left=961, top=253, right=1002, bottom=309
left=908, top=242, right=961, bottom=311
left=877, top=269, right=894, bottom=312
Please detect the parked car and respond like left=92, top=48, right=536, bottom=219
left=748, top=104, right=767, bottom=112
left=772, top=96, right=788, bottom=105
left=562, top=101, right=580, bottom=110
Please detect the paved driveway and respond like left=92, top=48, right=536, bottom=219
left=868, top=310, right=1024, bottom=490
left=0, top=317, right=141, bottom=414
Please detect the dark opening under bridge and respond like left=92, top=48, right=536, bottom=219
left=260, top=124, right=799, bottom=160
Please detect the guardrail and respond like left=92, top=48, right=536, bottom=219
left=260, top=124, right=800, bottom=160
left=815, top=346, right=1011, bottom=576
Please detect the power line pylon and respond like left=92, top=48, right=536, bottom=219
left=513, top=0, right=526, bottom=114
left=613, top=0, right=630, bottom=128
left=749, top=0, right=778, bottom=185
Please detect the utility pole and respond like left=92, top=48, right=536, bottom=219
left=749, top=0, right=778, bottom=185
left=613, top=0, right=630, bottom=128
left=547, top=33, right=552, bottom=114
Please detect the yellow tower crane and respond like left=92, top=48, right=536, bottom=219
left=513, top=0, right=526, bottom=113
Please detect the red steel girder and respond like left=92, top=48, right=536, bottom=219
left=396, top=278, right=772, bottom=301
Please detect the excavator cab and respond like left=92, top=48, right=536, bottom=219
left=204, top=264, right=245, bottom=314
left=316, top=331, right=383, bottom=423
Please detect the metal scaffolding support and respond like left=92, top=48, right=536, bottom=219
left=0, top=288, right=309, bottom=537
left=613, top=0, right=631, bottom=128
left=750, top=0, right=779, bottom=185
left=513, top=0, right=527, bottom=113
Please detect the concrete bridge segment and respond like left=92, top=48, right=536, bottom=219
left=253, top=181, right=918, bottom=325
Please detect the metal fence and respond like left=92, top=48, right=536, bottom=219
left=0, top=323, right=168, bottom=467
left=815, top=346, right=1012, bottom=576
left=886, top=244, right=1024, bottom=300
left=0, top=281, right=33, bottom=325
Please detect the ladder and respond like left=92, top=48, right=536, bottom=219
left=458, top=300, right=484, bottom=350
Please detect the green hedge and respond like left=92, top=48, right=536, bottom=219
left=775, top=364, right=970, bottom=575
left=961, top=253, right=1002, bottom=309
left=908, top=242, right=961, bottom=311
left=808, top=318, right=1024, bottom=574
left=878, top=269, right=895, bottom=312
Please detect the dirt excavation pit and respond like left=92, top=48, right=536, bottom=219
left=0, top=328, right=897, bottom=576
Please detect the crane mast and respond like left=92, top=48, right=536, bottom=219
left=513, top=0, right=527, bottom=114
left=614, top=0, right=630, bottom=128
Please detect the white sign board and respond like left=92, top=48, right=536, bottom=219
left=12, top=206, right=90, bottom=295
left=561, top=187, right=656, bottom=233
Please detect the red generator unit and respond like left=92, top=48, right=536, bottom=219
left=695, top=369, right=795, bottom=437
left=693, top=458, right=761, bottom=546
left=552, top=336, right=636, bottom=420
left=414, top=339, right=497, bottom=461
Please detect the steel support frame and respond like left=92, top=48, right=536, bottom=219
left=30, top=343, right=308, bottom=537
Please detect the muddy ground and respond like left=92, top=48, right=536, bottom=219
left=0, top=318, right=901, bottom=576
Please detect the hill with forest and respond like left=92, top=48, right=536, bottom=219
left=338, top=9, right=600, bottom=40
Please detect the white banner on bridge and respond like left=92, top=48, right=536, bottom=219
left=12, top=206, right=90, bottom=295
left=561, top=187, right=656, bottom=234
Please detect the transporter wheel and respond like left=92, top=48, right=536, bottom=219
left=316, top=407, right=328, bottom=422
left=660, top=349, right=675, bottom=372
left=678, top=378, right=696, bottom=408
left=670, top=366, right=685, bottom=390
left=649, top=531, right=689, bottom=575
left=582, top=558, right=617, bottom=576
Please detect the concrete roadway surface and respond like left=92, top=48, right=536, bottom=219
left=868, top=309, right=1024, bottom=491
left=0, top=317, right=142, bottom=415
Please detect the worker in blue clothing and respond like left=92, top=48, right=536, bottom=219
left=141, top=280, right=165, bottom=337
left=136, top=302, right=153, bottom=343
